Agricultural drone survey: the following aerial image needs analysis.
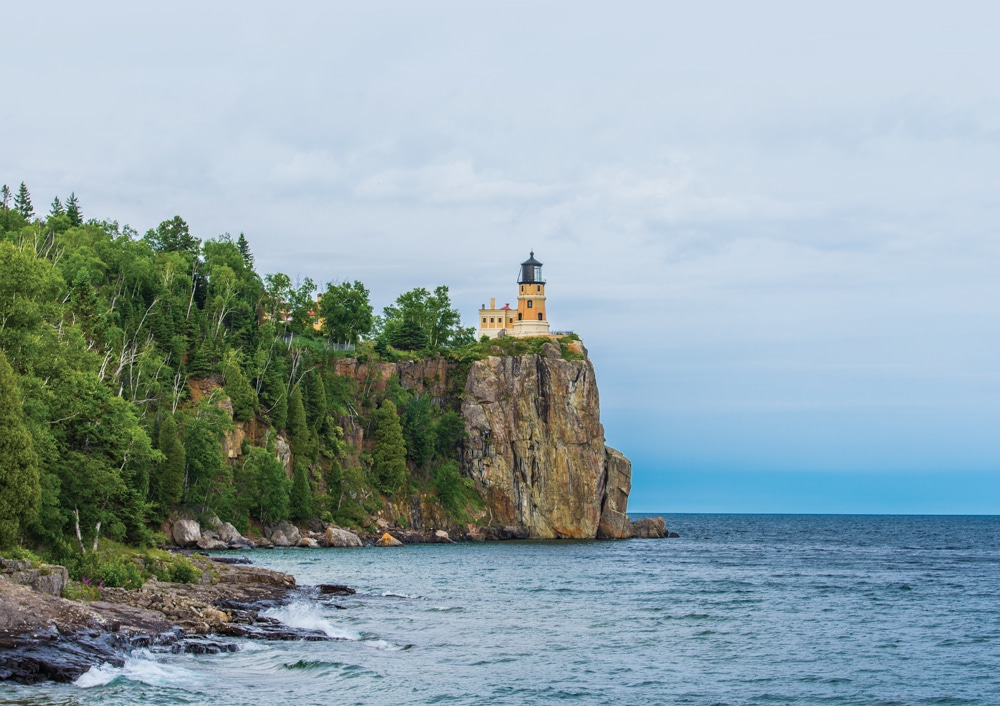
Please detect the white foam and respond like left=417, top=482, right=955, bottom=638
left=264, top=602, right=362, bottom=641
left=74, top=649, right=195, bottom=689
left=382, top=592, right=421, bottom=599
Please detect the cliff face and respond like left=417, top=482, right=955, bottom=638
left=461, top=354, right=632, bottom=539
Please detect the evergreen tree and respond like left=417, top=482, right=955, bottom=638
left=65, top=192, right=82, bottom=226
left=156, top=414, right=185, bottom=506
left=371, top=399, right=408, bottom=495
left=289, top=461, right=313, bottom=520
left=0, top=185, right=10, bottom=211
left=0, top=351, right=41, bottom=547
left=49, top=196, right=65, bottom=218
left=236, top=233, right=254, bottom=267
left=222, top=356, right=258, bottom=423
left=286, top=384, right=310, bottom=457
left=14, top=182, right=33, bottom=220
left=304, top=371, right=328, bottom=430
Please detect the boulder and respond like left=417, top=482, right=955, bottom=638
left=318, top=584, right=356, bottom=596
left=433, top=530, right=454, bottom=544
left=296, top=538, right=319, bottom=548
left=196, top=537, right=229, bottom=551
left=217, top=522, right=244, bottom=545
left=375, top=533, right=403, bottom=547
left=1, top=561, right=69, bottom=597
left=266, top=520, right=301, bottom=547
left=630, top=517, right=667, bottom=539
left=322, top=526, right=363, bottom=548
left=172, top=519, right=202, bottom=547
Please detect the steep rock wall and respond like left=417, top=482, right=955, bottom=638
left=460, top=355, right=632, bottom=539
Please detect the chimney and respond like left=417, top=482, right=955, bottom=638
left=490, top=297, right=496, bottom=309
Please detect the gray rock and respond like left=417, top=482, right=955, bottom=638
left=275, top=436, right=292, bottom=475
left=597, top=447, right=633, bottom=540
left=217, top=522, right=244, bottom=545
left=267, top=520, right=301, bottom=547
left=542, top=341, right=562, bottom=359
left=172, top=519, right=201, bottom=547
left=323, top=526, right=363, bottom=548
left=296, top=538, right=319, bottom=548
left=196, top=537, right=229, bottom=550
left=433, top=530, right=454, bottom=543
left=2, top=563, right=68, bottom=596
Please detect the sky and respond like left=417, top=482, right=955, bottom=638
left=4, top=1, right=998, bottom=513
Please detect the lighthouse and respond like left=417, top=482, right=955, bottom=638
left=512, top=251, right=550, bottom=337
left=477, top=251, right=552, bottom=339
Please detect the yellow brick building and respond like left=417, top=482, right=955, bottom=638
left=478, top=252, right=551, bottom=339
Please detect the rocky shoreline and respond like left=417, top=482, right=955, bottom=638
left=1, top=515, right=677, bottom=685
left=0, top=555, right=313, bottom=685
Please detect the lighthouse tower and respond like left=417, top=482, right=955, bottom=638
left=512, top=251, right=550, bottom=337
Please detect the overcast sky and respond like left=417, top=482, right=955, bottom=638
left=5, top=1, right=999, bottom=513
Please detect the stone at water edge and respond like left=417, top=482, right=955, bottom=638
left=433, top=530, right=454, bottom=543
left=266, top=520, right=301, bottom=547
left=630, top=517, right=667, bottom=539
left=196, top=537, right=228, bottom=551
left=375, top=533, right=404, bottom=547
left=297, top=538, right=319, bottom=548
left=323, top=526, right=363, bottom=548
left=217, top=522, right=245, bottom=545
left=318, top=584, right=357, bottom=596
left=172, top=519, right=201, bottom=547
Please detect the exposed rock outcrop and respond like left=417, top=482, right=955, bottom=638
left=461, top=354, right=632, bottom=539
left=265, top=520, right=301, bottom=547
left=598, top=447, right=633, bottom=539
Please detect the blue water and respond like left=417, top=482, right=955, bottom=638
left=2, top=514, right=999, bottom=705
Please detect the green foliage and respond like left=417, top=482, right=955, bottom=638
left=234, top=445, right=290, bottom=525
left=371, top=400, right=408, bottom=495
left=432, top=460, right=479, bottom=522
left=380, top=285, right=470, bottom=351
left=320, top=280, right=374, bottom=345
left=155, top=413, right=185, bottom=507
left=143, top=215, right=199, bottom=255
left=14, top=182, right=33, bottom=220
left=289, top=461, right=313, bottom=520
left=75, top=552, right=144, bottom=590
left=0, top=351, right=41, bottom=547
left=403, top=395, right=436, bottom=469
left=222, top=355, right=258, bottom=422
left=65, top=192, right=82, bottom=227
left=286, top=384, right=311, bottom=459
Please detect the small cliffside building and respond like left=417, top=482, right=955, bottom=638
left=478, top=252, right=551, bottom=339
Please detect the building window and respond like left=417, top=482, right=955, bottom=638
left=482, top=318, right=486, bottom=324
left=527, top=300, right=533, bottom=308
left=518, top=313, right=522, bottom=321
left=537, top=285, right=541, bottom=292
left=509, top=318, right=513, bottom=323
left=490, top=317, right=494, bottom=323
left=538, top=313, right=543, bottom=320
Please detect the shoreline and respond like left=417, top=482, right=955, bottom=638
left=0, top=556, right=310, bottom=685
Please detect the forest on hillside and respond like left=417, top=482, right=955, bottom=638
left=0, top=182, right=491, bottom=569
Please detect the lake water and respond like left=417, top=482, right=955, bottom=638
left=2, top=514, right=999, bottom=705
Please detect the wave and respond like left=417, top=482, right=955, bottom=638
left=74, top=649, right=195, bottom=689
left=263, top=602, right=362, bottom=641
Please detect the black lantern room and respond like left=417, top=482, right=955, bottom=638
left=518, top=251, right=545, bottom=285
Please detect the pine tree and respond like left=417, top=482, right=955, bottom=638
left=371, top=399, right=408, bottom=495
left=0, top=185, right=10, bottom=211
left=65, top=192, right=82, bottom=226
left=14, top=182, right=33, bottom=220
left=289, top=461, right=313, bottom=520
left=49, top=196, right=64, bottom=219
left=0, top=350, right=41, bottom=547
left=223, top=357, right=258, bottom=423
left=156, top=414, right=185, bottom=506
left=286, top=384, right=310, bottom=457
left=236, top=233, right=254, bottom=267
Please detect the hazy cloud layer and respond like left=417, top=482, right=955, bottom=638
left=5, top=1, right=998, bottom=510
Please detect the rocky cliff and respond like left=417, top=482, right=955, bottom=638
left=461, top=350, right=632, bottom=539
